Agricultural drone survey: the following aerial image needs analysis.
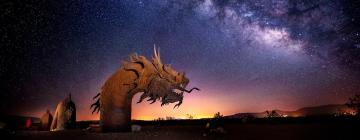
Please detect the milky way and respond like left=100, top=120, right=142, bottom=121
left=1, top=0, right=360, bottom=120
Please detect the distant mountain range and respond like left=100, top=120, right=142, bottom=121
left=227, top=104, right=357, bottom=118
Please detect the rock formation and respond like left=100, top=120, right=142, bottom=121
left=39, top=110, right=53, bottom=131
left=50, top=94, right=76, bottom=131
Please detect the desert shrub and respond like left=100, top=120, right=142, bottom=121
left=346, top=94, right=360, bottom=117
left=165, top=116, right=175, bottom=120
left=213, top=112, right=223, bottom=119
left=186, top=114, right=194, bottom=119
left=266, top=110, right=281, bottom=118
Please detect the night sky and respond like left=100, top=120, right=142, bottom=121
left=1, top=0, right=360, bottom=120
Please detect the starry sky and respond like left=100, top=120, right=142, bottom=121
left=1, top=0, right=360, bottom=120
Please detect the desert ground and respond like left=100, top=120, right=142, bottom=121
left=3, top=119, right=359, bottom=140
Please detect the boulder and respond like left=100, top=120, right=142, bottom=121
left=39, top=110, right=53, bottom=131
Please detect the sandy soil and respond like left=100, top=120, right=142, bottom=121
left=3, top=123, right=359, bottom=140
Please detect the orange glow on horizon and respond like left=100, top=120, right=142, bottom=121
left=20, top=85, right=350, bottom=121
left=75, top=88, right=230, bottom=121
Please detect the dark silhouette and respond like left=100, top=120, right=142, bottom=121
left=266, top=110, right=281, bottom=118
left=346, top=94, right=360, bottom=117
left=213, top=112, right=224, bottom=119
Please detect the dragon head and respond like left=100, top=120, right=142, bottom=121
left=136, top=46, right=199, bottom=108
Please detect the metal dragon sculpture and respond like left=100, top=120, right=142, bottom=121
left=91, top=46, right=200, bottom=132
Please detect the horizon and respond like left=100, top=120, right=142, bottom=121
left=18, top=102, right=351, bottom=121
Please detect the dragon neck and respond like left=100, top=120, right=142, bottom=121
left=99, top=68, right=141, bottom=132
